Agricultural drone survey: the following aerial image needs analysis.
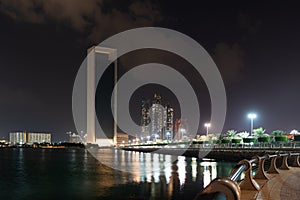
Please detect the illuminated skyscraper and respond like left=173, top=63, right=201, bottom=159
left=164, top=104, right=174, bottom=140
left=141, top=94, right=174, bottom=140
left=150, top=93, right=164, bottom=139
left=174, top=118, right=189, bottom=140
left=141, top=99, right=150, bottom=141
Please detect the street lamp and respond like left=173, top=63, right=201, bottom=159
left=180, top=128, right=186, bottom=140
left=204, top=123, right=211, bottom=136
left=247, top=113, right=257, bottom=136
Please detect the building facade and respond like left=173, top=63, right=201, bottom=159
left=141, top=94, right=174, bottom=141
left=141, top=100, right=150, bottom=141
left=149, top=94, right=164, bottom=139
left=68, top=133, right=82, bottom=143
left=9, top=131, right=27, bottom=145
left=9, top=131, right=51, bottom=145
left=174, top=118, right=189, bottom=140
left=164, top=104, right=174, bottom=140
left=27, top=132, right=51, bottom=144
left=116, top=132, right=129, bottom=146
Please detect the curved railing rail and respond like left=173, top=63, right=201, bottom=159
left=196, top=152, right=300, bottom=200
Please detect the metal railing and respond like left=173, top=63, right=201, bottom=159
left=196, top=152, right=300, bottom=200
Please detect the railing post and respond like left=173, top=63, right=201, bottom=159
left=253, top=155, right=269, bottom=180
left=279, top=154, right=290, bottom=170
left=292, top=155, right=300, bottom=167
left=199, top=177, right=241, bottom=200
left=268, top=154, right=280, bottom=174
left=238, top=160, right=260, bottom=191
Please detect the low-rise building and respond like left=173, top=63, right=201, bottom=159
left=9, top=131, right=51, bottom=145
left=116, top=132, right=129, bottom=146
left=27, top=132, right=51, bottom=144
left=68, top=133, right=82, bottom=143
left=9, top=131, right=27, bottom=145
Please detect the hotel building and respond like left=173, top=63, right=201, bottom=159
left=9, top=131, right=27, bottom=145
left=27, top=132, right=51, bottom=144
left=9, top=131, right=51, bottom=145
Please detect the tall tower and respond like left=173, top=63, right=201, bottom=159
left=86, top=46, right=117, bottom=145
left=174, top=118, right=189, bottom=141
left=149, top=93, right=164, bottom=139
left=141, top=100, right=150, bottom=141
left=174, top=118, right=181, bottom=140
left=86, top=47, right=96, bottom=144
left=164, top=103, right=174, bottom=140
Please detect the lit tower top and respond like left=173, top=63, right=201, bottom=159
left=153, top=93, right=162, bottom=104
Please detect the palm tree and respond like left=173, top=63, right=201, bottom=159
left=225, top=130, right=237, bottom=138
left=253, top=127, right=266, bottom=137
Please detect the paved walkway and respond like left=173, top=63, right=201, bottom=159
left=241, top=167, right=300, bottom=200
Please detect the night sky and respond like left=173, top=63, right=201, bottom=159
left=1, top=1, right=300, bottom=141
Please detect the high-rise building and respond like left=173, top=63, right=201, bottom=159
left=174, top=118, right=189, bottom=140
left=141, top=94, right=174, bottom=141
left=150, top=93, right=164, bottom=139
left=141, top=100, right=150, bottom=141
left=9, top=131, right=27, bottom=145
left=164, top=104, right=174, bottom=140
left=174, top=119, right=181, bottom=140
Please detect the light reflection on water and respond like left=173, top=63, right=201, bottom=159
left=0, top=148, right=235, bottom=200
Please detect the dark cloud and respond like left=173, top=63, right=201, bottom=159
left=238, top=13, right=261, bottom=35
left=212, top=43, right=244, bottom=83
left=0, top=0, right=161, bottom=42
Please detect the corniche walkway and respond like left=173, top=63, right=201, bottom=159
left=241, top=167, right=300, bottom=200
left=123, top=146, right=300, bottom=199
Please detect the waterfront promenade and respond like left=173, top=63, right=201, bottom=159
left=241, top=167, right=300, bottom=200
left=122, top=146, right=300, bottom=162
left=198, top=150, right=300, bottom=200
left=123, top=146, right=300, bottom=199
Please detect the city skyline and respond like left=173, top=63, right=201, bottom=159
left=1, top=2, right=300, bottom=141
left=1, top=2, right=300, bottom=200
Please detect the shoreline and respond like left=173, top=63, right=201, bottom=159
left=1, top=145, right=299, bottom=162
left=122, top=146, right=300, bottom=162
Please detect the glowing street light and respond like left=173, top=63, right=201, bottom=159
left=180, top=128, right=186, bottom=140
left=247, top=113, right=257, bottom=136
left=204, top=123, right=211, bottom=136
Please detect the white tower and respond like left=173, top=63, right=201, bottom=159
left=86, top=46, right=117, bottom=145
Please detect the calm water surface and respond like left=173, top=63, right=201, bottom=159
left=0, top=148, right=235, bottom=200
